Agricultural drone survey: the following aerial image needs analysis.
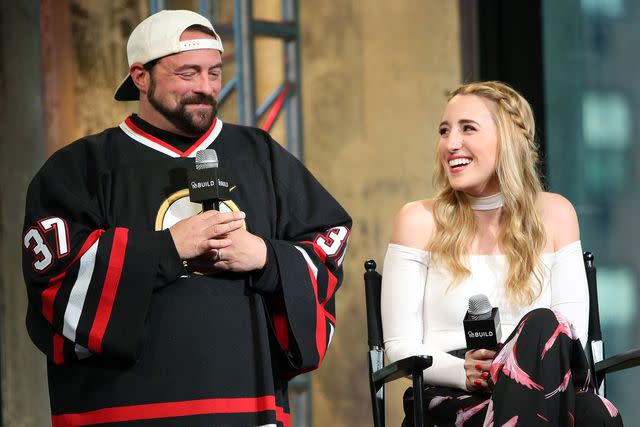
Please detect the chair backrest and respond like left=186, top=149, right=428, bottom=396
left=364, top=260, right=385, bottom=427
left=584, top=251, right=606, bottom=395
left=364, top=260, right=384, bottom=350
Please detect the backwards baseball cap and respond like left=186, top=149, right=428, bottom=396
left=114, top=9, right=224, bottom=101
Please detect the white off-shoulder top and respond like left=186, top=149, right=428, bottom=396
left=381, top=241, right=589, bottom=390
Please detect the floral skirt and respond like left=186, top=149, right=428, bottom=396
left=403, top=308, right=623, bottom=426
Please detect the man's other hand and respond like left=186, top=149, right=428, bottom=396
left=169, top=210, right=246, bottom=260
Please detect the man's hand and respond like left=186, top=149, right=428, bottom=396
left=209, top=228, right=267, bottom=272
left=169, top=210, right=246, bottom=260
left=183, top=227, right=268, bottom=275
left=464, top=348, right=496, bottom=393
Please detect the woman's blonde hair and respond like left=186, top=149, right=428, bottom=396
left=431, top=81, right=545, bottom=306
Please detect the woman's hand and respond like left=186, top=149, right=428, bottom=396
left=464, top=348, right=496, bottom=393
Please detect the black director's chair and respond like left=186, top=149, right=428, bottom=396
left=584, top=253, right=640, bottom=396
left=364, top=253, right=640, bottom=427
left=364, top=260, right=432, bottom=427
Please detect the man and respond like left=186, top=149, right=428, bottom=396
left=22, top=10, right=351, bottom=426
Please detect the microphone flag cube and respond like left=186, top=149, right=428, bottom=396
left=463, top=307, right=502, bottom=350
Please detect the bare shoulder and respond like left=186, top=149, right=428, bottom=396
left=537, top=192, right=580, bottom=250
left=538, top=192, right=578, bottom=223
left=389, top=199, right=435, bottom=250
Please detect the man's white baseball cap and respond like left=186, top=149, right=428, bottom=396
left=114, top=9, right=224, bottom=101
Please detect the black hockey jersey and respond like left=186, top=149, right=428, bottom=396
left=22, top=115, right=351, bottom=426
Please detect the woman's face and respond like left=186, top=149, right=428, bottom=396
left=438, top=94, right=500, bottom=197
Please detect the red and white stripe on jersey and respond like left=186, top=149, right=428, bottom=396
left=87, top=228, right=128, bottom=354
left=293, top=246, right=328, bottom=362
left=42, top=228, right=129, bottom=362
left=292, top=227, right=349, bottom=363
left=119, top=115, right=223, bottom=158
left=51, top=396, right=290, bottom=427
left=62, top=236, right=99, bottom=355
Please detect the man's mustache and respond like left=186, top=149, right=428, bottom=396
left=181, top=95, right=217, bottom=106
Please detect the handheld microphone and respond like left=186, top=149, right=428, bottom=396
left=188, top=149, right=229, bottom=211
left=196, top=148, right=219, bottom=170
left=463, top=294, right=502, bottom=350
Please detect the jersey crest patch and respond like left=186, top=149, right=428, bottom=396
left=155, top=189, right=243, bottom=231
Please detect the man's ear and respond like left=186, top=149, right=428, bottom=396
left=130, top=63, right=150, bottom=95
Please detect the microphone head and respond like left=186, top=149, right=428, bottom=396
left=468, top=294, right=492, bottom=319
left=195, top=149, right=219, bottom=170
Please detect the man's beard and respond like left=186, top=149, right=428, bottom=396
left=147, top=78, right=218, bottom=136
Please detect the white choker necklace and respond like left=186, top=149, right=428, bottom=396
left=467, top=193, right=504, bottom=211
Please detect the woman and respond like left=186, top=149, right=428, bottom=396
left=381, top=81, right=622, bottom=426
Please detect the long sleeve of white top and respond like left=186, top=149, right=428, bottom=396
left=381, top=244, right=467, bottom=390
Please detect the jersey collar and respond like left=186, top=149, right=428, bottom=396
left=119, top=115, right=223, bottom=158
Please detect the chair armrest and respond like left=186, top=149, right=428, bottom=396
left=372, top=355, right=433, bottom=386
left=595, top=347, right=640, bottom=375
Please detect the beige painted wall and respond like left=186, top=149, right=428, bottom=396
left=2, top=0, right=460, bottom=425
left=299, top=1, right=461, bottom=425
